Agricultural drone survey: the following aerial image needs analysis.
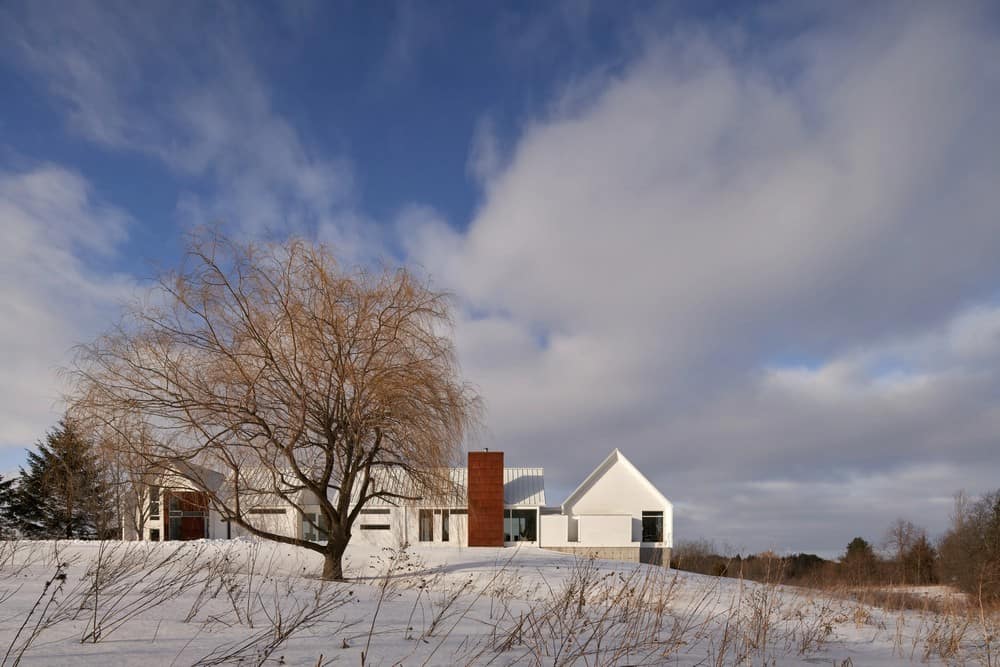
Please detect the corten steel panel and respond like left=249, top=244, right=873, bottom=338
left=467, top=451, right=504, bottom=546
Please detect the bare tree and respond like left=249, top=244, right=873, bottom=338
left=881, top=518, right=917, bottom=583
left=69, top=402, right=159, bottom=540
left=71, top=232, right=479, bottom=579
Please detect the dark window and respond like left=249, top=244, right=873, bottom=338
left=360, top=508, right=390, bottom=515
left=248, top=508, right=286, bottom=515
left=302, top=512, right=329, bottom=542
left=149, top=528, right=160, bottom=542
left=451, top=509, right=467, bottom=515
left=441, top=510, right=450, bottom=542
left=504, top=509, right=537, bottom=542
left=419, top=509, right=433, bottom=541
left=360, top=524, right=390, bottom=530
left=149, top=485, right=160, bottom=520
left=165, top=492, right=208, bottom=540
left=642, top=511, right=663, bottom=542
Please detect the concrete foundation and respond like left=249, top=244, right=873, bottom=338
left=543, top=546, right=671, bottom=567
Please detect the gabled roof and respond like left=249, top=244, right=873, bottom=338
left=561, top=449, right=670, bottom=511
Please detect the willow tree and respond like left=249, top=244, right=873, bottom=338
left=73, top=232, right=478, bottom=579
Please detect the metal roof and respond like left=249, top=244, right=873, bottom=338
left=362, top=466, right=545, bottom=507
left=503, top=467, right=546, bottom=506
left=212, top=463, right=547, bottom=508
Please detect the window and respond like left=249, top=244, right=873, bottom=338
left=504, top=509, right=537, bottom=542
left=248, top=508, right=286, bottom=515
left=360, top=508, right=390, bottom=515
left=642, top=511, right=663, bottom=542
left=149, top=528, right=160, bottom=542
left=441, top=509, right=450, bottom=542
left=451, top=509, right=467, bottom=515
left=166, top=492, right=208, bottom=541
left=360, top=524, right=390, bottom=530
left=302, top=513, right=329, bottom=542
left=149, top=485, right=160, bottom=520
left=419, top=509, right=433, bottom=541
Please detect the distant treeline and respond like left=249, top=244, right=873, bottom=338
left=671, top=490, right=1000, bottom=604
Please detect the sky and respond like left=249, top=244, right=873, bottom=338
left=2, top=0, right=1000, bottom=558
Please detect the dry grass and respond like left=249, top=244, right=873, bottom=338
left=2, top=540, right=999, bottom=666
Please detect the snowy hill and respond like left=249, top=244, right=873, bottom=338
left=0, top=540, right=994, bottom=665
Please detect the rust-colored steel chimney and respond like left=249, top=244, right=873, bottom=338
left=467, top=450, right=504, bottom=546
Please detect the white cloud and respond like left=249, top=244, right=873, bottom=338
left=406, top=4, right=1000, bottom=553
left=466, top=115, right=503, bottom=188
left=1, top=1, right=361, bottom=245
left=0, top=166, right=134, bottom=457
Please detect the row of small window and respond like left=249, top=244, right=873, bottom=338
left=302, top=509, right=396, bottom=541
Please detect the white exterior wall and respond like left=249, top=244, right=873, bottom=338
left=401, top=507, right=468, bottom=547
left=353, top=507, right=406, bottom=547
left=209, top=512, right=229, bottom=539
left=576, top=514, right=633, bottom=547
left=560, top=451, right=673, bottom=549
left=232, top=509, right=298, bottom=539
left=539, top=514, right=571, bottom=547
left=563, top=460, right=666, bottom=517
left=321, top=506, right=472, bottom=548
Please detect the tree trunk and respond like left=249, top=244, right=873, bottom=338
left=322, top=537, right=349, bottom=580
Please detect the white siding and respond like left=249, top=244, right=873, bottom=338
left=539, top=514, right=571, bottom=547
left=577, top=515, right=632, bottom=547
left=561, top=450, right=673, bottom=548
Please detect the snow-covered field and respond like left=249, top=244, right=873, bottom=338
left=0, top=540, right=996, bottom=666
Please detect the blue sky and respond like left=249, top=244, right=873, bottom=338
left=2, top=1, right=1000, bottom=557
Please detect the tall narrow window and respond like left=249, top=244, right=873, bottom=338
left=642, top=511, right=663, bottom=542
left=419, top=509, right=433, bottom=541
left=302, top=513, right=329, bottom=542
left=441, top=509, right=450, bottom=542
left=149, top=485, right=160, bottom=520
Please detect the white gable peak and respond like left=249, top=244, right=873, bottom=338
left=561, top=449, right=671, bottom=516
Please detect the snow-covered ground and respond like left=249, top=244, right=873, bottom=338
left=0, top=539, right=996, bottom=666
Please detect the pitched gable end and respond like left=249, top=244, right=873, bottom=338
left=561, top=449, right=670, bottom=514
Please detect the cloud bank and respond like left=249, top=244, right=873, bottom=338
left=405, top=4, right=1000, bottom=554
left=2, top=1, right=999, bottom=554
left=0, top=166, right=133, bottom=455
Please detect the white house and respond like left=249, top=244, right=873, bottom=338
left=539, top=449, right=673, bottom=565
left=134, top=449, right=672, bottom=566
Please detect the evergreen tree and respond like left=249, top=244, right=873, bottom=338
left=13, top=419, right=116, bottom=539
left=842, top=536, right=878, bottom=584
left=0, top=474, right=16, bottom=537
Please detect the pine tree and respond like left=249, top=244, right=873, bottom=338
left=842, top=536, right=878, bottom=584
left=0, top=474, right=16, bottom=537
left=14, top=419, right=116, bottom=539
